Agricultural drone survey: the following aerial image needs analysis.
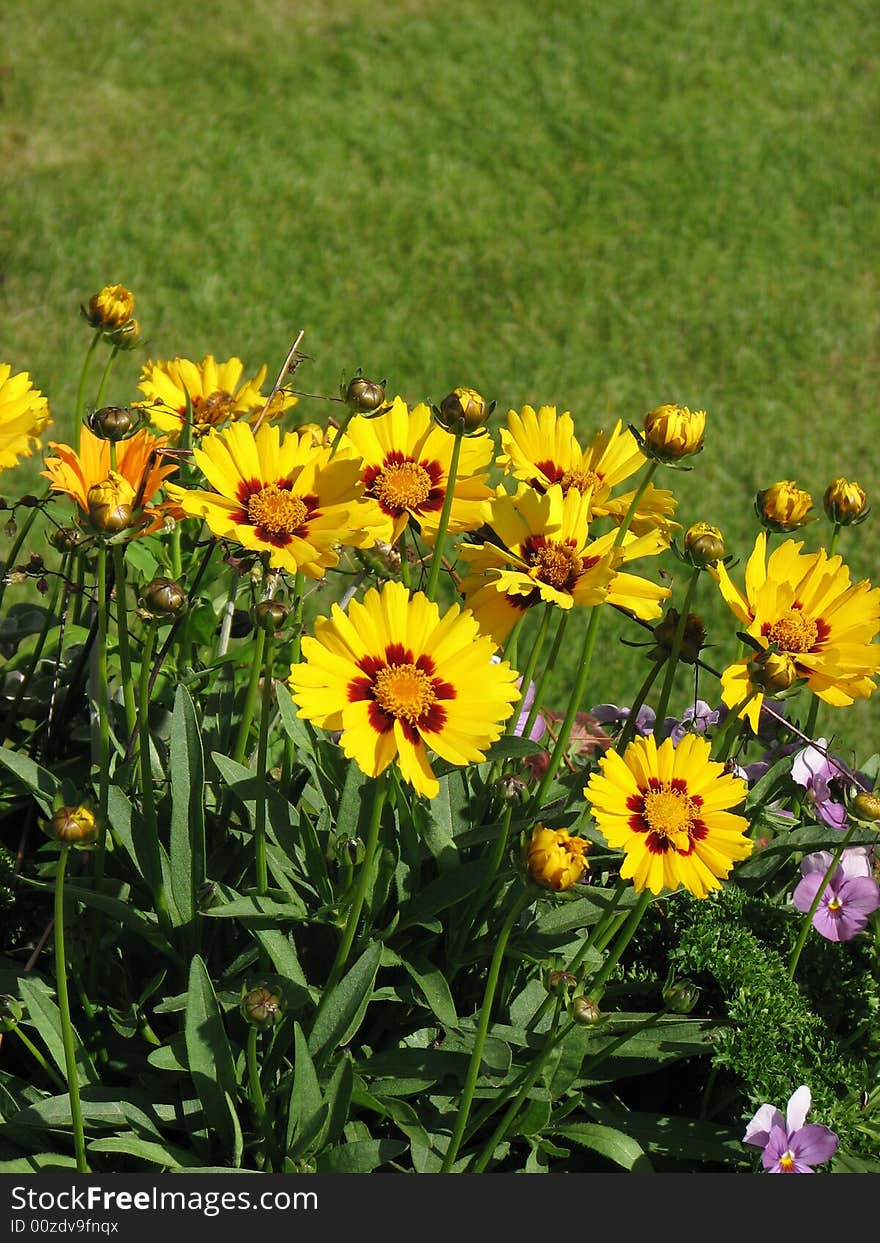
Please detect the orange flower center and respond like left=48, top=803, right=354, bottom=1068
left=768, top=610, right=819, bottom=654
left=827, top=895, right=842, bottom=912
left=372, top=460, right=433, bottom=511
left=191, top=390, right=236, bottom=430
left=373, top=663, right=436, bottom=725
left=247, top=485, right=308, bottom=536
left=561, top=467, right=600, bottom=496
left=778, top=1152, right=795, bottom=1172
left=643, top=787, right=698, bottom=846
left=529, top=541, right=583, bottom=590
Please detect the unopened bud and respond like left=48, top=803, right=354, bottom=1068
left=435, top=386, right=493, bottom=433
left=749, top=649, right=798, bottom=694
left=47, top=805, right=98, bottom=847
left=642, top=404, right=706, bottom=463
left=850, top=791, right=880, bottom=824
left=546, top=970, right=578, bottom=995
left=495, top=774, right=529, bottom=805
left=345, top=376, right=387, bottom=413
left=526, top=825, right=589, bottom=891
left=50, top=527, right=83, bottom=553
left=0, top=994, right=23, bottom=1033
left=104, top=318, right=142, bottom=350
left=198, top=880, right=219, bottom=910
left=253, top=599, right=290, bottom=632
left=662, top=977, right=700, bottom=1014
left=240, top=985, right=284, bottom=1029
left=650, top=609, right=706, bottom=664
left=141, top=577, right=187, bottom=617
left=684, top=522, right=725, bottom=568
left=755, top=480, right=813, bottom=533
left=571, top=996, right=602, bottom=1026
left=83, top=284, right=135, bottom=330
left=87, top=472, right=135, bottom=534
left=87, top=405, right=137, bottom=442
left=823, top=478, right=869, bottom=527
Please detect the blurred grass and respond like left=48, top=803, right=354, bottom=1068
left=2, top=0, right=878, bottom=753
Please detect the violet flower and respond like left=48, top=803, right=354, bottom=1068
left=589, top=702, right=655, bottom=737
left=665, top=699, right=723, bottom=745
left=743, top=1085, right=838, bottom=1173
left=790, top=738, right=849, bottom=830
left=792, top=849, right=880, bottom=942
left=514, top=677, right=547, bottom=743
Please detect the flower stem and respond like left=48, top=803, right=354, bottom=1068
left=94, top=345, right=119, bottom=410
left=505, top=604, right=552, bottom=738
left=137, top=624, right=173, bottom=941
left=441, top=887, right=536, bottom=1172
left=92, top=545, right=111, bottom=891
left=10, top=1024, right=67, bottom=1092
left=588, top=888, right=653, bottom=1001
left=425, top=428, right=464, bottom=602
left=54, top=846, right=89, bottom=1172
left=0, top=495, right=46, bottom=615
left=399, top=526, right=412, bottom=589
left=520, top=609, right=568, bottom=742
left=652, top=566, right=700, bottom=737
left=75, top=331, right=101, bottom=421
left=710, top=691, right=758, bottom=763
left=246, top=1026, right=280, bottom=1172
left=110, top=543, right=137, bottom=738
left=232, top=626, right=266, bottom=765
left=617, top=659, right=664, bottom=752
left=787, top=822, right=858, bottom=979
left=535, top=605, right=603, bottom=803
left=803, top=693, right=821, bottom=742
left=254, top=633, right=275, bottom=896
left=829, top=524, right=841, bottom=559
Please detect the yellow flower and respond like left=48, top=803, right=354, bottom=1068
left=459, top=484, right=670, bottom=643
left=526, top=826, right=589, bottom=891
left=584, top=734, right=752, bottom=898
left=498, top=406, right=679, bottom=537
left=136, top=355, right=296, bottom=439
left=165, top=421, right=378, bottom=579
left=47, top=805, right=98, bottom=847
left=823, top=478, right=868, bottom=527
left=0, top=365, right=51, bottom=471
left=642, top=404, right=706, bottom=463
left=711, top=532, right=880, bottom=729
left=288, top=580, right=520, bottom=799
left=84, top=284, right=135, bottom=330
left=42, top=425, right=176, bottom=535
left=338, top=396, right=494, bottom=544
left=756, top=480, right=813, bottom=532
left=87, top=471, right=136, bottom=534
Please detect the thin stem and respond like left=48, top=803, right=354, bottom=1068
left=94, top=346, right=119, bottom=410
left=652, top=567, right=700, bottom=736
left=10, top=1025, right=67, bottom=1092
left=506, top=605, right=552, bottom=738
left=75, top=331, right=101, bottom=422
left=441, top=887, right=536, bottom=1172
left=828, top=525, right=841, bottom=559
left=617, top=659, right=664, bottom=752
left=1, top=555, right=67, bottom=744
left=535, top=605, right=603, bottom=803
left=232, top=627, right=266, bottom=765
left=521, top=609, right=568, bottom=742
left=0, top=497, right=46, bottom=615
left=398, top=526, right=412, bottom=589
left=450, top=802, right=516, bottom=969
left=425, top=429, right=464, bottom=602
left=246, top=1026, right=280, bottom=1171
left=92, top=545, right=111, bottom=891
left=137, top=625, right=173, bottom=940
left=214, top=567, right=240, bottom=661
left=54, top=847, right=89, bottom=1172
left=803, top=693, right=821, bottom=742
left=110, top=543, right=137, bottom=738
left=710, top=691, right=758, bottom=763
left=787, top=822, right=858, bottom=979
left=588, top=888, right=653, bottom=1001
left=254, top=633, right=275, bottom=896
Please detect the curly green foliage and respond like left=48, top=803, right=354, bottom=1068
left=0, top=845, right=14, bottom=909
left=663, top=886, right=874, bottom=1155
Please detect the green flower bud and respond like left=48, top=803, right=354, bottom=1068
left=50, top=526, right=83, bottom=553
left=649, top=609, right=706, bottom=664
left=435, top=386, right=493, bottom=433
left=344, top=376, right=387, bottom=413
left=253, top=599, right=290, bottom=632
left=0, top=994, right=23, bottom=1033
left=546, top=970, right=578, bottom=995
left=684, top=522, right=725, bottom=568
left=240, top=985, right=284, bottom=1029
left=662, top=977, right=700, bottom=1014
left=46, top=805, right=98, bottom=847
left=571, top=995, right=602, bottom=1026
left=141, top=577, right=187, bottom=617
left=104, top=318, right=142, bottom=351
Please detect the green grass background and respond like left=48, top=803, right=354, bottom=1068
left=2, top=0, right=878, bottom=755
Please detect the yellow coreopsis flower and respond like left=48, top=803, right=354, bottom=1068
left=288, top=580, right=521, bottom=799
left=756, top=480, right=813, bottom=532
left=0, top=365, right=51, bottom=471
left=823, top=478, right=869, bottom=527
left=526, top=826, right=589, bottom=891
left=337, top=397, right=494, bottom=544
left=84, top=284, right=135, bottom=330
left=642, top=404, right=706, bottom=463
left=584, top=734, right=752, bottom=898
left=459, top=484, right=670, bottom=643
left=498, top=406, right=679, bottom=537
left=165, top=420, right=378, bottom=578
left=136, top=354, right=297, bottom=439
left=711, top=532, right=880, bottom=729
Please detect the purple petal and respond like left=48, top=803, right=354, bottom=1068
left=634, top=705, right=656, bottom=735
left=589, top=703, right=627, bottom=725
left=793, top=871, right=828, bottom=913
left=791, top=743, right=829, bottom=789
left=743, top=1104, right=784, bottom=1147
left=786, top=1086, right=811, bottom=1133
left=840, top=847, right=874, bottom=879
left=761, top=1126, right=791, bottom=1167
left=789, top=1124, right=838, bottom=1167
left=837, top=875, right=880, bottom=919
left=800, top=851, right=834, bottom=878
left=815, top=798, right=848, bottom=830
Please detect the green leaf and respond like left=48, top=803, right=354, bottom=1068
left=286, top=1022, right=325, bottom=1157
left=484, top=736, right=545, bottom=761
left=184, top=955, right=238, bottom=1150
left=0, top=1154, right=79, bottom=1172
left=0, top=746, right=61, bottom=813
left=551, top=1122, right=654, bottom=1171
left=315, top=1139, right=406, bottom=1173
left=316, top=1055, right=353, bottom=1149
left=274, top=681, right=315, bottom=758
left=18, top=978, right=98, bottom=1088
left=400, top=959, right=458, bottom=1029
left=308, top=941, right=382, bottom=1065
left=396, top=860, right=486, bottom=931
left=251, top=928, right=312, bottom=993
left=169, top=684, right=206, bottom=933
left=201, top=893, right=309, bottom=921
left=88, top=1135, right=201, bottom=1168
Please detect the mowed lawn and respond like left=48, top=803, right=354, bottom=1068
left=2, top=0, right=878, bottom=753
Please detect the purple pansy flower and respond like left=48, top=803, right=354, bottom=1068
left=743, top=1086, right=838, bottom=1173
left=514, top=677, right=547, bottom=743
left=589, top=702, right=655, bottom=736
left=664, top=699, right=724, bottom=745
left=792, top=849, right=880, bottom=942
left=790, top=739, right=849, bottom=830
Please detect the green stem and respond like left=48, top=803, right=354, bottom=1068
left=110, top=543, right=137, bottom=738
left=711, top=691, right=758, bottom=763
left=93, top=545, right=111, bottom=890
left=321, top=774, right=389, bottom=1000
left=787, top=822, right=858, bottom=979
left=506, top=605, right=552, bottom=738
left=613, top=461, right=659, bottom=548
left=828, top=525, right=841, bottom=559
left=75, top=331, right=101, bottom=421
left=11, top=1025, right=67, bottom=1092
left=804, top=693, right=821, bottom=742
left=535, top=605, right=603, bottom=803
left=54, top=847, right=89, bottom=1172
left=232, top=627, right=266, bottom=765
left=1, top=556, right=67, bottom=743
left=441, top=887, right=536, bottom=1172
left=588, top=888, right=653, bottom=1001
left=94, top=346, right=119, bottom=410
left=652, top=566, right=700, bottom=736
left=521, top=609, right=568, bottom=742
left=617, top=659, right=664, bottom=752
left=254, top=634, right=275, bottom=896
left=281, top=573, right=304, bottom=790
left=247, top=1026, right=280, bottom=1172
left=137, top=624, right=173, bottom=940
left=450, top=802, right=516, bottom=969
left=0, top=497, right=45, bottom=615
left=425, top=428, right=464, bottom=602
left=399, top=526, right=412, bottom=589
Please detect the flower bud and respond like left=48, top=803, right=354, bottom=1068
left=571, top=996, right=602, bottom=1026
left=198, top=880, right=219, bottom=910
left=50, top=526, right=83, bottom=553
left=546, top=970, right=578, bottom=995
left=662, top=977, right=700, bottom=1014
left=253, top=599, right=290, bottom=632
left=850, top=791, right=880, bottom=824
left=435, top=386, right=493, bottom=433
left=649, top=609, right=706, bottom=664
left=83, top=284, right=135, bottom=330
left=684, top=522, right=725, bottom=568
left=755, top=480, right=813, bottom=532
left=104, top=318, right=142, bottom=350
left=748, top=649, right=799, bottom=694
left=344, top=376, right=387, bottom=413
left=240, top=985, right=284, bottom=1029
left=87, top=405, right=138, bottom=442
left=46, top=804, right=98, bottom=847
left=823, top=478, right=869, bottom=527
left=642, top=404, right=706, bottom=463
left=495, top=774, right=530, bottom=805
left=141, top=577, right=187, bottom=617
left=0, top=994, right=23, bottom=1033
left=526, top=825, right=589, bottom=891
left=87, top=472, right=135, bottom=534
